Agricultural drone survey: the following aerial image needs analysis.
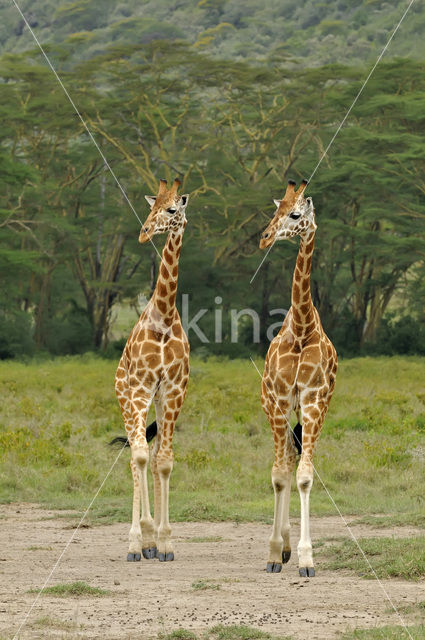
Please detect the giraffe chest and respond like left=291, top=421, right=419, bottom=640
left=129, top=326, right=188, bottom=365
left=265, top=334, right=329, bottom=398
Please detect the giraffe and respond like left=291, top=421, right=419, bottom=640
left=259, top=178, right=337, bottom=577
left=114, top=177, right=190, bottom=563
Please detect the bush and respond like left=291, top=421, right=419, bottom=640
left=373, top=314, right=425, bottom=356
left=0, top=310, right=35, bottom=359
left=44, top=306, right=94, bottom=355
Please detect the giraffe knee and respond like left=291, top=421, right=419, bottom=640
left=271, top=469, right=291, bottom=492
left=297, top=474, right=313, bottom=492
left=157, top=455, right=173, bottom=477
left=132, top=447, right=149, bottom=469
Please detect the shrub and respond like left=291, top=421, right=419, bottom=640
left=0, top=310, right=35, bottom=359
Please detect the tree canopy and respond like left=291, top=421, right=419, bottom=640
left=0, top=29, right=424, bottom=358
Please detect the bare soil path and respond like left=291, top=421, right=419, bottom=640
left=0, top=504, right=423, bottom=639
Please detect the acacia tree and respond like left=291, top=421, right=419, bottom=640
left=308, top=60, right=425, bottom=346
left=1, top=43, right=424, bottom=356
left=0, top=50, right=142, bottom=349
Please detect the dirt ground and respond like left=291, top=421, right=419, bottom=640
left=0, top=504, right=423, bottom=640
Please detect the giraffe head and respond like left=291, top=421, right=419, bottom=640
left=259, top=179, right=316, bottom=249
left=139, top=178, right=189, bottom=244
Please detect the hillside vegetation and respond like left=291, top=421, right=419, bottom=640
left=1, top=0, right=424, bottom=66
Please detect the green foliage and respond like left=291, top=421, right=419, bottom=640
left=43, top=306, right=94, bottom=355
left=159, top=627, right=293, bottom=640
left=191, top=579, right=221, bottom=590
left=0, top=35, right=425, bottom=358
left=0, top=311, right=35, bottom=359
left=352, top=513, right=425, bottom=529
left=373, top=315, right=425, bottom=356
left=32, top=615, right=81, bottom=631
left=341, top=626, right=425, bottom=640
left=321, top=536, right=425, bottom=580
left=208, top=627, right=292, bottom=640
left=1, top=0, right=423, bottom=68
left=159, top=631, right=198, bottom=640
left=29, top=581, right=109, bottom=596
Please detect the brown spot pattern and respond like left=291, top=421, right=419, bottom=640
left=115, top=179, right=190, bottom=557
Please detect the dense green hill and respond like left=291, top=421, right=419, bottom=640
left=1, top=0, right=423, bottom=67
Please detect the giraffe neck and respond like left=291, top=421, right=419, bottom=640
left=151, top=225, right=185, bottom=323
left=291, top=229, right=316, bottom=335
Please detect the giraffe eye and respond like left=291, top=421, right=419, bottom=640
left=289, top=212, right=301, bottom=220
left=167, top=208, right=177, bottom=214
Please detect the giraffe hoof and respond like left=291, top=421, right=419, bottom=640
left=299, top=567, right=315, bottom=577
left=142, top=547, right=157, bottom=560
left=266, top=562, right=282, bottom=573
left=158, top=552, right=174, bottom=562
left=282, top=550, right=291, bottom=563
left=127, top=552, right=141, bottom=562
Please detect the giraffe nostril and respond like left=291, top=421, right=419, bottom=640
left=262, top=232, right=270, bottom=239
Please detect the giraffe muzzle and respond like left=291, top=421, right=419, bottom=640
left=139, top=227, right=154, bottom=244
left=260, top=231, right=273, bottom=250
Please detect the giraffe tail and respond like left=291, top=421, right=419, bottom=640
left=108, top=421, right=158, bottom=447
left=293, top=422, right=302, bottom=455
left=146, top=420, right=158, bottom=441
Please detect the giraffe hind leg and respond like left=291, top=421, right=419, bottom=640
left=140, top=417, right=159, bottom=560
left=109, top=421, right=158, bottom=560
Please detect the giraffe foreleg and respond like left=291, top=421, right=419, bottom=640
left=156, top=448, right=174, bottom=562
left=127, top=458, right=142, bottom=561
left=296, top=399, right=328, bottom=577
left=114, top=388, right=144, bottom=562
left=131, top=443, right=156, bottom=559
left=267, top=411, right=296, bottom=573
left=128, top=385, right=157, bottom=560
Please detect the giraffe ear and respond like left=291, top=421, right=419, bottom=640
left=179, top=194, right=189, bottom=208
left=145, top=195, right=156, bottom=207
left=273, top=199, right=281, bottom=208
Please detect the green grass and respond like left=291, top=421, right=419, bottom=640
left=320, top=536, right=425, bottom=580
left=31, top=615, right=82, bottom=631
left=396, top=601, right=425, bottom=616
left=0, top=355, right=424, bottom=524
left=340, top=625, right=425, bottom=639
left=26, top=545, right=53, bottom=551
left=159, top=626, right=293, bottom=640
left=28, top=581, right=109, bottom=597
left=352, top=514, right=425, bottom=529
left=187, top=536, right=224, bottom=543
left=191, top=579, right=221, bottom=591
